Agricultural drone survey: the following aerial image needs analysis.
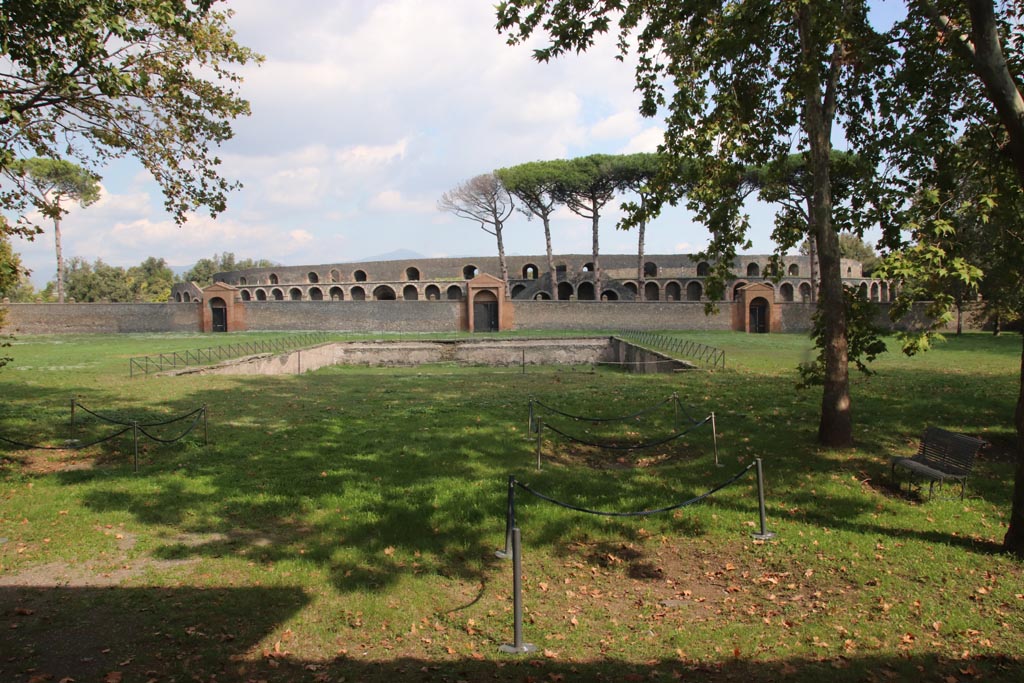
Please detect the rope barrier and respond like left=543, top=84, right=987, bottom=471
left=136, top=410, right=206, bottom=444
left=514, top=460, right=756, bottom=518
left=541, top=414, right=712, bottom=451
left=0, top=427, right=133, bottom=451
left=530, top=394, right=677, bottom=423
left=73, top=401, right=205, bottom=428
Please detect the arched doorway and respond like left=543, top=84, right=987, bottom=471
left=473, top=290, right=499, bottom=332
left=210, top=297, right=228, bottom=332
left=749, top=297, right=769, bottom=334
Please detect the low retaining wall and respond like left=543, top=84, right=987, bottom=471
left=179, top=337, right=691, bottom=376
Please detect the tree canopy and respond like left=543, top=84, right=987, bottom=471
left=438, top=174, right=515, bottom=284
left=0, top=0, right=260, bottom=239
left=180, top=253, right=277, bottom=288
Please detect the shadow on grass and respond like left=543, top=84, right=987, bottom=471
left=1, top=582, right=1021, bottom=683
left=0, top=585, right=308, bottom=682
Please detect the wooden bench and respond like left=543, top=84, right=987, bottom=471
left=891, top=427, right=985, bottom=499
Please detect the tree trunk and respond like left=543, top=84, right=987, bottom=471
left=543, top=217, right=556, bottom=299
left=495, top=224, right=509, bottom=289
left=799, top=5, right=852, bottom=447
left=54, top=212, right=65, bottom=304
left=591, top=198, right=601, bottom=297
left=808, top=233, right=818, bottom=303
left=637, top=221, right=646, bottom=298
left=1003, top=332, right=1024, bottom=555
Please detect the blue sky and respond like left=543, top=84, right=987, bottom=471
left=14, top=0, right=903, bottom=286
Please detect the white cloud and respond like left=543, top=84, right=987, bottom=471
left=369, top=190, right=435, bottom=214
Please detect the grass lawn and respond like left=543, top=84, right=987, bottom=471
left=0, top=330, right=1022, bottom=682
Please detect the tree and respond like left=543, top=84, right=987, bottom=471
left=11, top=158, right=100, bottom=302
left=552, top=154, right=624, bottom=297
left=866, top=1, right=1024, bottom=553
left=127, top=256, right=175, bottom=302
left=438, top=174, right=515, bottom=285
left=1, top=0, right=259, bottom=237
left=58, top=257, right=132, bottom=302
left=180, top=253, right=276, bottom=288
left=615, top=153, right=665, bottom=294
left=496, top=160, right=569, bottom=298
left=497, top=1, right=886, bottom=446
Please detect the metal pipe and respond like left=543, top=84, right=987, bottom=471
left=752, top=457, right=776, bottom=540
left=495, top=476, right=515, bottom=559
left=499, top=528, right=536, bottom=654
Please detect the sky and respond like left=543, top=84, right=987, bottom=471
left=12, top=0, right=900, bottom=286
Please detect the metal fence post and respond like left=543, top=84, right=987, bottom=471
left=752, top=458, right=776, bottom=540
left=70, top=397, right=76, bottom=430
left=203, top=405, right=209, bottom=445
left=711, top=412, right=722, bottom=467
left=496, top=476, right=516, bottom=560
left=499, top=528, right=536, bottom=654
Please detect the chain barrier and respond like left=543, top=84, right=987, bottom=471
left=541, top=415, right=712, bottom=451
left=1, top=400, right=208, bottom=470
left=496, top=458, right=774, bottom=654
left=516, top=460, right=755, bottom=518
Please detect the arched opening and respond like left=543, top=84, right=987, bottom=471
left=209, top=296, right=228, bottom=332
left=686, top=281, right=702, bottom=301
left=309, top=287, right=323, bottom=301
left=353, top=269, right=367, bottom=282
left=272, top=288, right=284, bottom=301
left=697, top=261, right=710, bottom=277
left=577, top=281, right=596, bottom=300
left=350, top=286, right=366, bottom=301
left=289, top=288, right=303, bottom=301
left=329, top=286, right=344, bottom=301
left=240, top=290, right=251, bottom=301
left=522, top=264, right=539, bottom=279
left=463, top=264, right=479, bottom=279
left=473, top=290, right=499, bottom=332
left=847, top=266, right=853, bottom=276
left=256, top=289, right=267, bottom=301
left=733, top=281, right=748, bottom=299
left=175, top=292, right=183, bottom=302
left=880, top=282, right=889, bottom=302
left=624, top=282, right=638, bottom=296
left=582, top=262, right=594, bottom=273
left=330, top=269, right=341, bottom=282
left=749, top=297, right=769, bottom=333
left=644, top=281, right=660, bottom=301
left=307, top=272, right=319, bottom=284
left=746, top=262, right=760, bottom=277
left=799, top=282, right=812, bottom=302
left=425, top=285, right=440, bottom=300
left=643, top=261, right=658, bottom=278
left=510, top=284, right=527, bottom=298
left=403, top=284, right=419, bottom=301
left=601, top=290, right=619, bottom=301
left=870, top=282, right=879, bottom=301
left=557, top=282, right=574, bottom=300
left=374, top=285, right=396, bottom=301
left=269, top=273, right=279, bottom=285
left=788, top=263, right=800, bottom=276
left=534, top=292, right=551, bottom=300
left=405, top=267, right=420, bottom=281
left=446, top=285, right=463, bottom=300
left=859, top=282, right=868, bottom=298
left=182, top=292, right=191, bottom=303
left=780, top=283, right=794, bottom=302
left=239, top=277, right=247, bottom=286
left=665, top=281, right=681, bottom=301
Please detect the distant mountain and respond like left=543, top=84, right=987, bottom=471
left=354, top=249, right=426, bottom=262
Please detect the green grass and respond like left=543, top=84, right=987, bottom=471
left=0, top=330, right=1022, bottom=682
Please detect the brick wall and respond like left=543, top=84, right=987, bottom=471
left=1, top=302, right=201, bottom=334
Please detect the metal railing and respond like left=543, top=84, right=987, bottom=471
left=128, top=332, right=331, bottom=377
left=619, top=330, right=726, bottom=370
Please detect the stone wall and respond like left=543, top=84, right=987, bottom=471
left=0, top=302, right=201, bottom=334
left=242, top=301, right=464, bottom=333
left=510, top=301, right=738, bottom=331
